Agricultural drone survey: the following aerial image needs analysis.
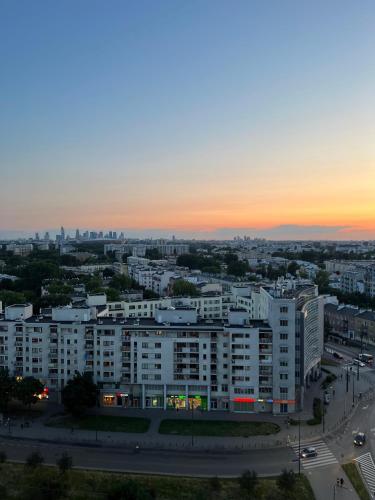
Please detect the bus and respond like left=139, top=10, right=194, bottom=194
left=358, top=353, right=373, bottom=365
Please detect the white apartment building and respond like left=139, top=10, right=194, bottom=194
left=0, top=279, right=324, bottom=414
left=107, top=295, right=224, bottom=321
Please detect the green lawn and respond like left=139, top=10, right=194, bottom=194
left=342, top=463, right=370, bottom=500
left=0, top=463, right=315, bottom=500
left=46, top=414, right=150, bottom=433
left=159, top=419, right=280, bottom=437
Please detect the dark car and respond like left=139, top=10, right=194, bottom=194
left=300, top=447, right=318, bottom=458
left=333, top=352, right=343, bottom=360
left=353, top=432, right=366, bottom=446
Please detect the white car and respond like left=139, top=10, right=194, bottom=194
left=352, top=359, right=365, bottom=367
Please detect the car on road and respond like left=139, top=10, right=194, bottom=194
left=333, top=352, right=343, bottom=360
left=300, top=447, right=318, bottom=458
left=353, top=432, right=366, bottom=446
left=352, top=359, right=365, bottom=367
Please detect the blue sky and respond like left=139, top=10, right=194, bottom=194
left=1, top=1, right=374, bottom=239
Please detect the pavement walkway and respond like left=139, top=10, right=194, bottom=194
left=1, top=359, right=373, bottom=452
left=308, top=464, right=360, bottom=500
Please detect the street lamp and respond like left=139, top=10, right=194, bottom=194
left=352, top=367, right=355, bottom=406
left=298, top=414, right=301, bottom=475
left=191, top=399, right=194, bottom=447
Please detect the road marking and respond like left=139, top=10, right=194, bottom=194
left=355, top=453, right=375, bottom=493
left=290, top=440, right=338, bottom=470
left=362, top=405, right=369, bottom=410
left=370, top=428, right=375, bottom=433
left=352, top=429, right=359, bottom=435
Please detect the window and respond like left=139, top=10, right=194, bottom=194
left=280, top=387, right=288, bottom=394
left=280, top=374, right=288, bottom=380
left=280, top=319, right=288, bottom=327
left=280, top=361, right=288, bottom=367
left=280, top=346, right=288, bottom=353
left=280, top=306, right=288, bottom=313
left=280, top=333, right=288, bottom=340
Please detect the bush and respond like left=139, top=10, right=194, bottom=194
left=57, top=452, right=73, bottom=474
left=25, top=451, right=44, bottom=468
left=209, top=476, right=221, bottom=492
left=277, top=469, right=296, bottom=493
left=239, top=470, right=258, bottom=496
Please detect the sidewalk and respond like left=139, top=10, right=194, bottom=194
left=309, top=464, right=360, bottom=500
left=1, top=363, right=373, bottom=452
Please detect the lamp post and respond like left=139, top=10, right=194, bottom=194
left=352, top=367, right=355, bottom=406
left=346, top=366, right=349, bottom=393
left=191, top=399, right=194, bottom=447
left=298, top=414, right=301, bottom=475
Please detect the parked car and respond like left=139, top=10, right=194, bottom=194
left=300, top=447, right=318, bottom=458
left=352, top=359, right=365, bottom=367
left=353, top=432, right=366, bottom=446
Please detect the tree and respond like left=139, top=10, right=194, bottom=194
left=277, top=469, right=296, bottom=494
left=61, top=372, right=97, bottom=417
left=209, top=476, right=221, bottom=493
left=0, top=290, right=27, bottom=307
left=16, top=377, right=44, bottom=407
left=314, top=270, right=330, bottom=294
left=57, top=452, right=73, bottom=474
left=106, top=287, right=121, bottom=301
left=145, top=248, right=162, bottom=260
left=26, top=450, right=44, bottom=468
left=109, top=274, right=133, bottom=291
left=239, top=470, right=258, bottom=497
left=227, top=260, right=249, bottom=277
left=287, top=261, right=299, bottom=276
left=0, top=368, right=15, bottom=412
left=172, top=279, right=200, bottom=297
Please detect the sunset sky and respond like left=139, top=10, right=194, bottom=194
left=1, top=0, right=374, bottom=240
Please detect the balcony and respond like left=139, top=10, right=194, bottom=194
left=259, top=347, right=272, bottom=355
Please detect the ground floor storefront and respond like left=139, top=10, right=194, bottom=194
left=99, top=384, right=296, bottom=413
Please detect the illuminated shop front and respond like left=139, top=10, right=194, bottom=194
left=145, top=396, right=164, bottom=408
left=102, top=392, right=141, bottom=408
left=232, top=397, right=256, bottom=412
left=166, top=394, right=208, bottom=410
left=166, top=395, right=186, bottom=409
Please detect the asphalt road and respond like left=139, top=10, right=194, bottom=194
left=0, top=436, right=296, bottom=477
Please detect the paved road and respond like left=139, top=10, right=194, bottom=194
left=0, top=436, right=295, bottom=477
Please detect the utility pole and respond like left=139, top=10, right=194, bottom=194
left=357, top=360, right=360, bottom=381
left=322, top=398, right=325, bottom=433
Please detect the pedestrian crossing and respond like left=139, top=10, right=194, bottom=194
left=355, top=452, right=375, bottom=494
left=290, top=440, right=338, bottom=470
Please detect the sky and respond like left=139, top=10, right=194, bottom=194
left=0, top=0, right=374, bottom=240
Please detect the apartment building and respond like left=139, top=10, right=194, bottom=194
left=107, top=295, right=224, bottom=321
left=1, top=279, right=324, bottom=414
left=0, top=299, right=311, bottom=414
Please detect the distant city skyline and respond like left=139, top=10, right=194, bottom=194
left=1, top=1, right=374, bottom=240
left=0, top=223, right=374, bottom=242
